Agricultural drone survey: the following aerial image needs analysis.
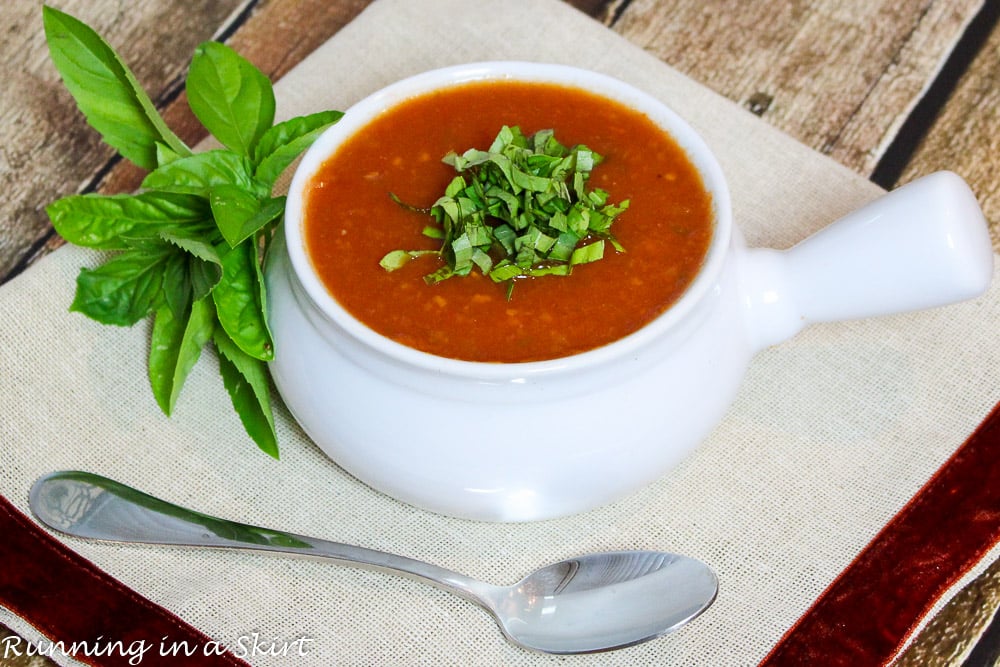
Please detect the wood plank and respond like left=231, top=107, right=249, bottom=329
left=898, top=7, right=1000, bottom=250
left=0, top=0, right=251, bottom=278
left=608, top=0, right=984, bottom=176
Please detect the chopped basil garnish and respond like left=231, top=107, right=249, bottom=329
left=381, top=126, right=628, bottom=295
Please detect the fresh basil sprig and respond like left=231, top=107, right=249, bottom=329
left=381, top=126, right=629, bottom=297
left=42, top=6, right=343, bottom=457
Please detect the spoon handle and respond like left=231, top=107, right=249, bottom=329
left=29, top=471, right=489, bottom=604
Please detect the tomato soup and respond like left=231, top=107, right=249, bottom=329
left=303, top=81, right=713, bottom=362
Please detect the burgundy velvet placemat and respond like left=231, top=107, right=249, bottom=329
left=2, top=402, right=995, bottom=665
left=0, top=496, right=250, bottom=667
left=761, top=401, right=1000, bottom=666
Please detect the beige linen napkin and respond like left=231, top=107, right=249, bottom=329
left=2, top=0, right=998, bottom=665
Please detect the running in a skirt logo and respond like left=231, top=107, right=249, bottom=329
left=1, top=631, right=314, bottom=664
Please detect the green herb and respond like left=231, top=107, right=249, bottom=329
left=42, top=6, right=343, bottom=457
left=380, top=126, right=629, bottom=295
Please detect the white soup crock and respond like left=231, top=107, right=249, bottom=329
left=266, top=62, right=993, bottom=522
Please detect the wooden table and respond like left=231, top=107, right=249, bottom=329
left=2, top=0, right=998, bottom=664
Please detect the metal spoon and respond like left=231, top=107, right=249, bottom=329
left=29, top=471, right=717, bottom=654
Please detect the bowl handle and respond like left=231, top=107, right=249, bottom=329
left=739, top=171, right=994, bottom=351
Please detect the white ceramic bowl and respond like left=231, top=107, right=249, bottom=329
left=267, top=62, right=993, bottom=521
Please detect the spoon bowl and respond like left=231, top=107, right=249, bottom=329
left=492, top=551, right=718, bottom=653
left=29, top=471, right=717, bottom=654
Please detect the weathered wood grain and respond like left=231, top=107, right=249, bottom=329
left=0, top=0, right=251, bottom=277
left=900, top=7, right=1000, bottom=249
left=608, top=0, right=985, bottom=176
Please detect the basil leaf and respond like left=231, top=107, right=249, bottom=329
left=149, top=306, right=187, bottom=413
left=210, top=185, right=284, bottom=247
left=149, top=297, right=215, bottom=415
left=158, top=227, right=223, bottom=265
left=186, top=41, right=274, bottom=156
left=213, top=241, right=273, bottom=361
left=253, top=110, right=344, bottom=187
left=570, top=240, right=605, bottom=265
left=155, top=142, right=184, bottom=167
left=71, top=244, right=178, bottom=326
left=379, top=249, right=439, bottom=271
left=488, top=263, right=522, bottom=282
left=42, top=6, right=189, bottom=169
left=189, top=255, right=223, bottom=301
left=241, top=196, right=285, bottom=240
left=526, top=264, right=572, bottom=277
left=209, top=185, right=258, bottom=246
left=141, top=150, right=258, bottom=197
left=214, top=328, right=278, bottom=458
left=160, top=248, right=191, bottom=318
left=156, top=228, right=224, bottom=305
left=46, top=191, right=209, bottom=250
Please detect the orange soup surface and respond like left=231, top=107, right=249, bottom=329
left=304, top=81, right=713, bottom=363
